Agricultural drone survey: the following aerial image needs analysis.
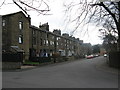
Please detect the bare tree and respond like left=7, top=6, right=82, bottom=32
left=0, top=0, right=50, bottom=16
left=64, top=0, right=120, bottom=51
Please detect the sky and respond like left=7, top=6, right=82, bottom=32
left=0, top=0, right=103, bottom=45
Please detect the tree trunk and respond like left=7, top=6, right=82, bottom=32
left=101, top=2, right=120, bottom=51
left=117, top=2, right=120, bottom=51
left=117, top=24, right=120, bottom=51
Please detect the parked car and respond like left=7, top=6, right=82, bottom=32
left=94, top=54, right=99, bottom=57
left=86, top=55, right=94, bottom=59
left=104, top=54, right=107, bottom=57
left=95, top=54, right=99, bottom=57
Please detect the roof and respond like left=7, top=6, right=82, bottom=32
left=1, top=11, right=29, bottom=18
left=10, top=46, right=24, bottom=52
left=30, top=25, right=82, bottom=43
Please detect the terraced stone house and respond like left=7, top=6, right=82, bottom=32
left=2, top=11, right=89, bottom=62
left=2, top=11, right=30, bottom=60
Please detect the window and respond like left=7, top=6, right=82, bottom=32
left=52, top=36, right=54, bottom=40
left=18, top=35, right=23, bottom=44
left=65, top=40, right=66, bottom=42
left=40, top=38, right=43, bottom=46
left=50, top=41, right=54, bottom=45
left=18, top=22, right=23, bottom=43
left=67, top=45, right=69, bottom=49
left=33, top=30, right=36, bottom=35
left=46, top=40, right=49, bottom=46
left=50, top=41, right=52, bottom=45
left=52, top=41, right=54, bottom=45
left=57, top=42, right=59, bottom=46
left=65, top=44, right=66, bottom=46
left=2, top=20, right=5, bottom=26
left=44, top=39, right=46, bottom=45
left=47, top=34, right=49, bottom=38
left=33, top=37, right=36, bottom=45
left=67, top=40, right=69, bottom=44
left=58, top=37, right=60, bottom=40
left=19, top=21, right=23, bottom=30
left=57, top=37, right=60, bottom=41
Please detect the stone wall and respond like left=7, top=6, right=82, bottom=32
left=2, top=62, right=21, bottom=70
left=109, top=51, right=120, bottom=68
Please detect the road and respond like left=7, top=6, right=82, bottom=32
left=2, top=56, right=118, bottom=88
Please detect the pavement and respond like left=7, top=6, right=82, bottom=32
left=20, top=62, right=55, bottom=71
left=21, top=65, right=37, bottom=70
left=95, top=58, right=119, bottom=75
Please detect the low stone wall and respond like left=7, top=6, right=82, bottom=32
left=2, top=62, right=21, bottom=70
left=67, top=56, right=75, bottom=61
left=54, top=56, right=75, bottom=63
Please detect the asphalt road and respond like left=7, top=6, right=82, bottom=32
left=2, top=56, right=119, bottom=88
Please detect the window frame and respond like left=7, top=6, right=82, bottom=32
left=2, top=20, right=5, bottom=27
left=18, top=35, right=23, bottom=44
left=19, top=21, right=23, bottom=30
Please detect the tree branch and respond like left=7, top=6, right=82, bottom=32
left=13, top=0, right=28, bottom=16
left=0, top=0, right=6, bottom=7
left=19, top=0, right=50, bottom=15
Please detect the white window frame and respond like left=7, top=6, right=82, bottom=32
left=18, top=35, right=23, bottom=44
left=2, top=20, right=5, bottom=26
left=19, top=21, right=23, bottom=30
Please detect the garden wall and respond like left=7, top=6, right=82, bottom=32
left=2, top=52, right=23, bottom=70
left=109, top=51, right=120, bottom=68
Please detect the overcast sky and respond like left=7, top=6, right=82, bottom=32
left=0, top=0, right=103, bottom=45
